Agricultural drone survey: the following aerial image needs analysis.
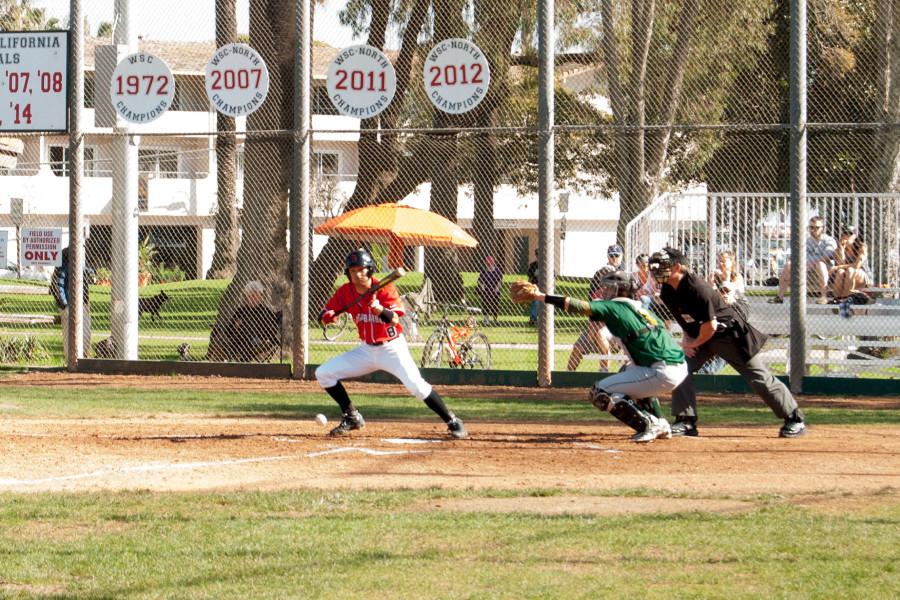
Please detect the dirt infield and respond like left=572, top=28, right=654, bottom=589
left=1, top=373, right=898, bottom=513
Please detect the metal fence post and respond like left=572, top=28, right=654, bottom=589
left=537, top=0, right=555, bottom=386
left=292, top=0, right=312, bottom=378
left=68, top=0, right=84, bottom=370
left=789, top=0, right=808, bottom=393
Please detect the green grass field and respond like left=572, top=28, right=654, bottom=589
left=1, top=383, right=899, bottom=598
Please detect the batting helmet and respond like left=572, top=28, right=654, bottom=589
left=345, top=248, right=375, bottom=277
left=599, top=270, right=639, bottom=298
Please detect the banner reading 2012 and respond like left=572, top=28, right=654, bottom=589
left=423, top=39, right=490, bottom=114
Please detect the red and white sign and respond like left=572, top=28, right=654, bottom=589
left=326, top=45, right=396, bottom=118
left=205, top=43, right=270, bottom=118
left=109, top=52, right=175, bottom=124
left=423, top=39, right=490, bottom=114
left=0, top=31, right=69, bottom=132
left=20, top=227, right=62, bottom=268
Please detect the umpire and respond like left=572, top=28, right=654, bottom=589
left=648, top=248, right=807, bottom=438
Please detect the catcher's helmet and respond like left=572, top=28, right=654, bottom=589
left=599, top=270, right=639, bottom=299
left=345, top=248, right=375, bottom=277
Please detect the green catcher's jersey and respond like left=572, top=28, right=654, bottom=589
left=588, top=298, right=685, bottom=367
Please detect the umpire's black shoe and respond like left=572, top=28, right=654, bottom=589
left=779, top=410, right=807, bottom=438
left=329, top=410, right=365, bottom=436
left=670, top=418, right=699, bottom=437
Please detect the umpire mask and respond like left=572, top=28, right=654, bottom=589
left=648, top=251, right=673, bottom=284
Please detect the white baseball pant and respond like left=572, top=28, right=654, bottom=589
left=315, top=335, right=432, bottom=400
left=596, top=361, right=688, bottom=400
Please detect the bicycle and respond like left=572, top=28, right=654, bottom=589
left=420, top=303, right=491, bottom=369
left=322, top=311, right=352, bottom=341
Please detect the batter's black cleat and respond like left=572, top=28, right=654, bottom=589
left=447, top=416, right=468, bottom=439
left=670, top=418, right=699, bottom=437
left=329, top=410, right=365, bottom=436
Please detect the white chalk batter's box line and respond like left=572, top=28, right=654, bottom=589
left=0, top=441, right=438, bottom=487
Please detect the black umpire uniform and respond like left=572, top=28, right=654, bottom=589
left=650, top=248, right=806, bottom=438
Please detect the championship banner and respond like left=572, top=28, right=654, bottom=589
left=423, top=38, right=490, bottom=114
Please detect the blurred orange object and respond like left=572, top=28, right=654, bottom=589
left=315, top=203, right=478, bottom=268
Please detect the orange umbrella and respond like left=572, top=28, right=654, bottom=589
left=315, top=203, right=478, bottom=268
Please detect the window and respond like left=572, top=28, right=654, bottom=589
left=314, top=152, right=339, bottom=176
left=313, top=86, right=338, bottom=115
left=49, top=145, right=98, bottom=177
left=139, top=149, right=179, bottom=178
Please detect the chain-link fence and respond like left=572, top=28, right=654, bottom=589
left=0, top=0, right=897, bottom=380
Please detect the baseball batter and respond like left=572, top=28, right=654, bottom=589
left=316, top=248, right=468, bottom=439
left=511, top=271, right=688, bottom=442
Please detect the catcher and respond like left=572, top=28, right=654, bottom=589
left=510, top=271, right=688, bottom=442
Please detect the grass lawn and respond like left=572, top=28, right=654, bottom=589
left=2, top=488, right=897, bottom=599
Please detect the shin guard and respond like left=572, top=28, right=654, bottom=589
left=609, top=397, right=652, bottom=433
left=637, top=397, right=663, bottom=419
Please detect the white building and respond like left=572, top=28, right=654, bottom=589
left=0, top=40, right=655, bottom=280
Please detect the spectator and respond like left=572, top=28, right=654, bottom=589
left=568, top=245, right=624, bottom=372
left=527, top=250, right=539, bottom=325
left=830, top=225, right=871, bottom=303
left=769, top=216, right=836, bottom=305
left=50, top=246, right=94, bottom=361
left=698, top=249, right=747, bottom=375
left=477, top=254, right=503, bottom=325
left=224, top=280, right=282, bottom=362
left=710, top=249, right=747, bottom=306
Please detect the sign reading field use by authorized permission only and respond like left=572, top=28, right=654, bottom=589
left=205, top=43, right=270, bottom=117
left=326, top=45, right=396, bottom=118
left=20, top=227, right=62, bottom=268
left=424, top=38, right=490, bottom=114
left=109, top=52, right=175, bottom=124
left=0, top=31, right=69, bottom=132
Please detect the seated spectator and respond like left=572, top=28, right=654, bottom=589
left=223, top=280, right=282, bottom=362
left=830, top=225, right=871, bottom=303
left=699, top=249, right=747, bottom=375
left=709, top=249, right=746, bottom=306
left=769, top=216, right=836, bottom=305
left=568, top=245, right=623, bottom=372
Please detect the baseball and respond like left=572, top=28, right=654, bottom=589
left=315, top=413, right=328, bottom=426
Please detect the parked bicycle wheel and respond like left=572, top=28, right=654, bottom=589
left=458, top=332, right=491, bottom=369
left=420, top=331, right=448, bottom=368
left=323, top=312, right=351, bottom=341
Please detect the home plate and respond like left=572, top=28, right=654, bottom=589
left=382, top=438, right=444, bottom=445
left=579, top=443, right=623, bottom=453
left=306, top=447, right=427, bottom=458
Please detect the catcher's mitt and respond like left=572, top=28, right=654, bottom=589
left=510, top=280, right=540, bottom=304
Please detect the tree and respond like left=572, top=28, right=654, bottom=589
left=596, top=0, right=775, bottom=243
left=206, top=0, right=239, bottom=281
left=97, top=20, right=112, bottom=38
left=207, top=0, right=295, bottom=360
left=0, top=0, right=59, bottom=30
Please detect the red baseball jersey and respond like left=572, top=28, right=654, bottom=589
left=325, top=278, right=406, bottom=344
